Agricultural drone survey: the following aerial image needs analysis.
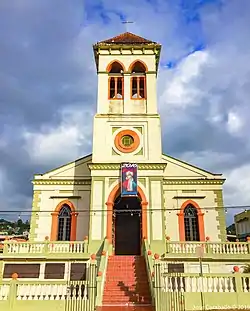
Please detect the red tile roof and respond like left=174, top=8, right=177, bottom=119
left=97, top=32, right=157, bottom=45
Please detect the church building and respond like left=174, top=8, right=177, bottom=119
left=30, top=31, right=227, bottom=254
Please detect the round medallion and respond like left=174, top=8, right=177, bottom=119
left=114, top=130, right=140, bottom=153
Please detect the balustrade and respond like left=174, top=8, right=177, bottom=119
left=0, top=261, right=97, bottom=311
left=166, top=240, right=250, bottom=256
left=1, top=239, right=89, bottom=257
left=0, top=283, right=9, bottom=300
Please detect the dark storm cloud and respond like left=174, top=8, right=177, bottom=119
left=0, top=0, right=98, bottom=216
left=1, top=0, right=250, bottom=221
left=0, top=0, right=95, bottom=128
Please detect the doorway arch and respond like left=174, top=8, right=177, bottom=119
left=106, top=184, right=148, bottom=244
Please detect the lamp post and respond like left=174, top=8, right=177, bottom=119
left=195, top=245, right=205, bottom=311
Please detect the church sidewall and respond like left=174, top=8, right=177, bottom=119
left=30, top=183, right=90, bottom=241
left=88, top=177, right=105, bottom=255
left=163, top=183, right=225, bottom=242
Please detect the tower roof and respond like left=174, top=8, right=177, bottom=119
left=93, top=32, right=161, bottom=72
left=96, top=32, right=158, bottom=45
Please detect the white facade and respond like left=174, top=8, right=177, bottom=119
left=29, top=32, right=227, bottom=255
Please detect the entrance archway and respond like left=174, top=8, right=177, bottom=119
left=106, top=184, right=148, bottom=254
left=113, top=195, right=141, bottom=255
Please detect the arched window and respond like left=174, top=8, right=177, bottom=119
left=184, top=204, right=200, bottom=241
left=130, top=61, right=147, bottom=99
left=50, top=200, right=78, bottom=241
left=57, top=204, right=72, bottom=241
left=107, top=61, right=124, bottom=99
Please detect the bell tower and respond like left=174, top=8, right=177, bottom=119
left=92, top=32, right=162, bottom=163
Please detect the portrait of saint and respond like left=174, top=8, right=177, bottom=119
left=122, top=170, right=137, bottom=193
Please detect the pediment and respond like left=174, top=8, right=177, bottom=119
left=162, top=153, right=223, bottom=179
left=34, top=154, right=92, bottom=180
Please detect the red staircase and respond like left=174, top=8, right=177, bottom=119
left=98, top=255, right=154, bottom=311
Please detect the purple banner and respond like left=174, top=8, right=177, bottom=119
left=121, top=163, right=138, bottom=197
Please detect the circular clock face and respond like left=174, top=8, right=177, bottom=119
left=114, top=129, right=140, bottom=153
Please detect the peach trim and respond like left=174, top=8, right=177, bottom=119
left=114, top=129, right=140, bottom=153
left=106, top=60, right=126, bottom=73
left=130, top=76, right=147, bottom=100
left=177, top=200, right=205, bottom=242
left=128, top=59, right=148, bottom=73
left=106, top=183, right=148, bottom=243
left=50, top=200, right=78, bottom=241
left=108, top=76, right=124, bottom=100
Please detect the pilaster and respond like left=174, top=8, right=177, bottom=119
left=149, top=177, right=165, bottom=254
left=29, top=190, right=41, bottom=241
left=88, top=177, right=105, bottom=254
left=214, top=190, right=227, bottom=241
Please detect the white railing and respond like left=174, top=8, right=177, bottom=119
left=167, top=241, right=249, bottom=255
left=16, top=281, right=88, bottom=301
left=169, top=242, right=206, bottom=254
left=6, top=242, right=44, bottom=254
left=16, top=284, right=68, bottom=300
left=241, top=276, right=250, bottom=293
left=48, top=242, right=87, bottom=253
left=2, top=240, right=88, bottom=255
left=161, top=274, right=250, bottom=293
left=0, top=284, right=9, bottom=300
left=210, top=243, right=248, bottom=254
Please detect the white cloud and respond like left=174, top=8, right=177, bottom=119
left=23, top=107, right=94, bottom=166
left=223, top=163, right=250, bottom=223
left=224, top=163, right=250, bottom=207
left=159, top=50, right=210, bottom=112
left=227, top=110, right=243, bottom=136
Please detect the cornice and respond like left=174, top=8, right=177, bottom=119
left=32, top=179, right=91, bottom=185
left=88, top=163, right=167, bottom=170
left=95, top=113, right=160, bottom=118
left=163, top=179, right=225, bottom=185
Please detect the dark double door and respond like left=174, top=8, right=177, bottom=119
left=113, top=196, right=142, bottom=255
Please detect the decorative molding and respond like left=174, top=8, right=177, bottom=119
left=94, top=45, right=161, bottom=72
left=50, top=196, right=81, bottom=199
left=59, top=190, right=74, bottom=193
left=88, top=163, right=167, bottom=170
left=182, top=190, right=197, bottom=193
left=173, top=196, right=206, bottom=199
left=32, top=179, right=91, bottom=185
left=95, top=113, right=160, bottom=118
left=163, top=179, right=225, bottom=185
left=114, top=129, right=140, bottom=153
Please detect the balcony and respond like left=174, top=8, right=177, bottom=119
left=1, top=239, right=250, bottom=261
left=0, top=262, right=97, bottom=311
left=162, top=240, right=250, bottom=261
left=0, top=240, right=89, bottom=260
left=153, top=265, right=250, bottom=311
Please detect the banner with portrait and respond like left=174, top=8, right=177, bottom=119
left=121, top=163, right=138, bottom=197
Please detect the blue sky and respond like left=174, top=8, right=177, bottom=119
left=0, top=0, right=250, bottom=225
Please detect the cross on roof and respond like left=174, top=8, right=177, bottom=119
left=121, top=21, right=134, bottom=32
